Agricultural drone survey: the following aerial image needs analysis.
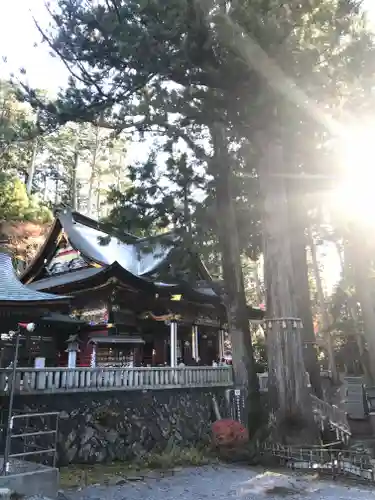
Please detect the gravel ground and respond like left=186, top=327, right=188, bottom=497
left=46, top=465, right=375, bottom=500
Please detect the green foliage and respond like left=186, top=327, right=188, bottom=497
left=252, top=332, right=268, bottom=373
left=35, top=121, right=130, bottom=215
left=107, top=151, right=205, bottom=234
left=59, top=445, right=214, bottom=489
left=0, top=78, right=130, bottom=217
left=0, top=80, right=37, bottom=178
left=136, top=445, right=212, bottom=469
left=0, top=172, right=52, bottom=222
left=0, top=173, right=29, bottom=220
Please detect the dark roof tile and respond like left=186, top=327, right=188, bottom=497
left=0, top=250, right=69, bottom=304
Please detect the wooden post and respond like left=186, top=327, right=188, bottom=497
left=218, top=329, right=225, bottom=360
left=90, top=343, right=97, bottom=368
left=170, top=321, right=177, bottom=367
left=192, top=325, right=199, bottom=360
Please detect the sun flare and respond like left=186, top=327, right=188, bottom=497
left=334, top=124, right=375, bottom=225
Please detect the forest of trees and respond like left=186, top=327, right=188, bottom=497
left=2, top=0, right=375, bottom=436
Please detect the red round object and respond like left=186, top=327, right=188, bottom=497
left=211, top=419, right=249, bottom=447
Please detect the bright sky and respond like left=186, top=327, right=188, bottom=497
left=0, top=0, right=68, bottom=93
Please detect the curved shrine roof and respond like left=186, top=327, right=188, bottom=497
left=58, top=210, right=175, bottom=276
left=0, top=249, right=70, bottom=307
left=21, top=208, right=191, bottom=285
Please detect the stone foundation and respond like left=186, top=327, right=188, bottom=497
left=5, top=388, right=228, bottom=465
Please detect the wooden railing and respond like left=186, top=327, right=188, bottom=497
left=0, top=366, right=234, bottom=394
left=261, top=443, right=374, bottom=482
left=311, top=394, right=351, bottom=440
left=257, top=373, right=351, bottom=441
left=311, top=394, right=348, bottom=427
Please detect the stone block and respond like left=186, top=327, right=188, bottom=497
left=7, top=387, right=228, bottom=466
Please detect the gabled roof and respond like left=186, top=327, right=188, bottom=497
left=28, top=262, right=155, bottom=295
left=22, top=208, right=210, bottom=285
left=58, top=209, right=176, bottom=275
left=26, top=262, right=217, bottom=304
left=0, top=249, right=70, bottom=307
left=26, top=263, right=264, bottom=319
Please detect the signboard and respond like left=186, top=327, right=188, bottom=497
left=79, top=307, right=108, bottom=325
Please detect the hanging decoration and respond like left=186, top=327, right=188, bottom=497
left=263, top=317, right=303, bottom=331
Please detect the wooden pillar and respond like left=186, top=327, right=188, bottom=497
left=133, top=346, right=141, bottom=366
left=90, top=343, right=97, bottom=368
left=192, top=325, right=199, bottom=360
left=170, top=321, right=178, bottom=367
left=153, top=337, right=165, bottom=365
left=218, top=329, right=225, bottom=360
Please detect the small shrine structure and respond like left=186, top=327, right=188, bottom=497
left=0, top=248, right=70, bottom=367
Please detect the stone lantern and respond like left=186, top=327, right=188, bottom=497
left=65, top=334, right=80, bottom=368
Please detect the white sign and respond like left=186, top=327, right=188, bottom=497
left=34, top=357, right=45, bottom=369
left=68, top=351, right=77, bottom=368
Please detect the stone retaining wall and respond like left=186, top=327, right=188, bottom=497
left=6, top=388, right=228, bottom=465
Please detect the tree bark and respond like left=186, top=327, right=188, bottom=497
left=253, top=261, right=262, bottom=304
left=88, top=124, right=100, bottom=216
left=347, top=226, right=375, bottom=382
left=288, top=208, right=323, bottom=397
left=210, top=123, right=262, bottom=434
left=26, top=112, right=39, bottom=195
left=71, top=150, right=79, bottom=211
left=259, top=139, right=316, bottom=441
left=26, top=137, right=38, bottom=195
left=96, top=175, right=102, bottom=219
left=341, top=239, right=371, bottom=380
left=54, top=178, right=59, bottom=206
left=348, top=297, right=371, bottom=381
left=307, top=226, right=338, bottom=383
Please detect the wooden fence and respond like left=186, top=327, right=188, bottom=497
left=261, top=443, right=375, bottom=482
left=0, top=366, right=234, bottom=394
